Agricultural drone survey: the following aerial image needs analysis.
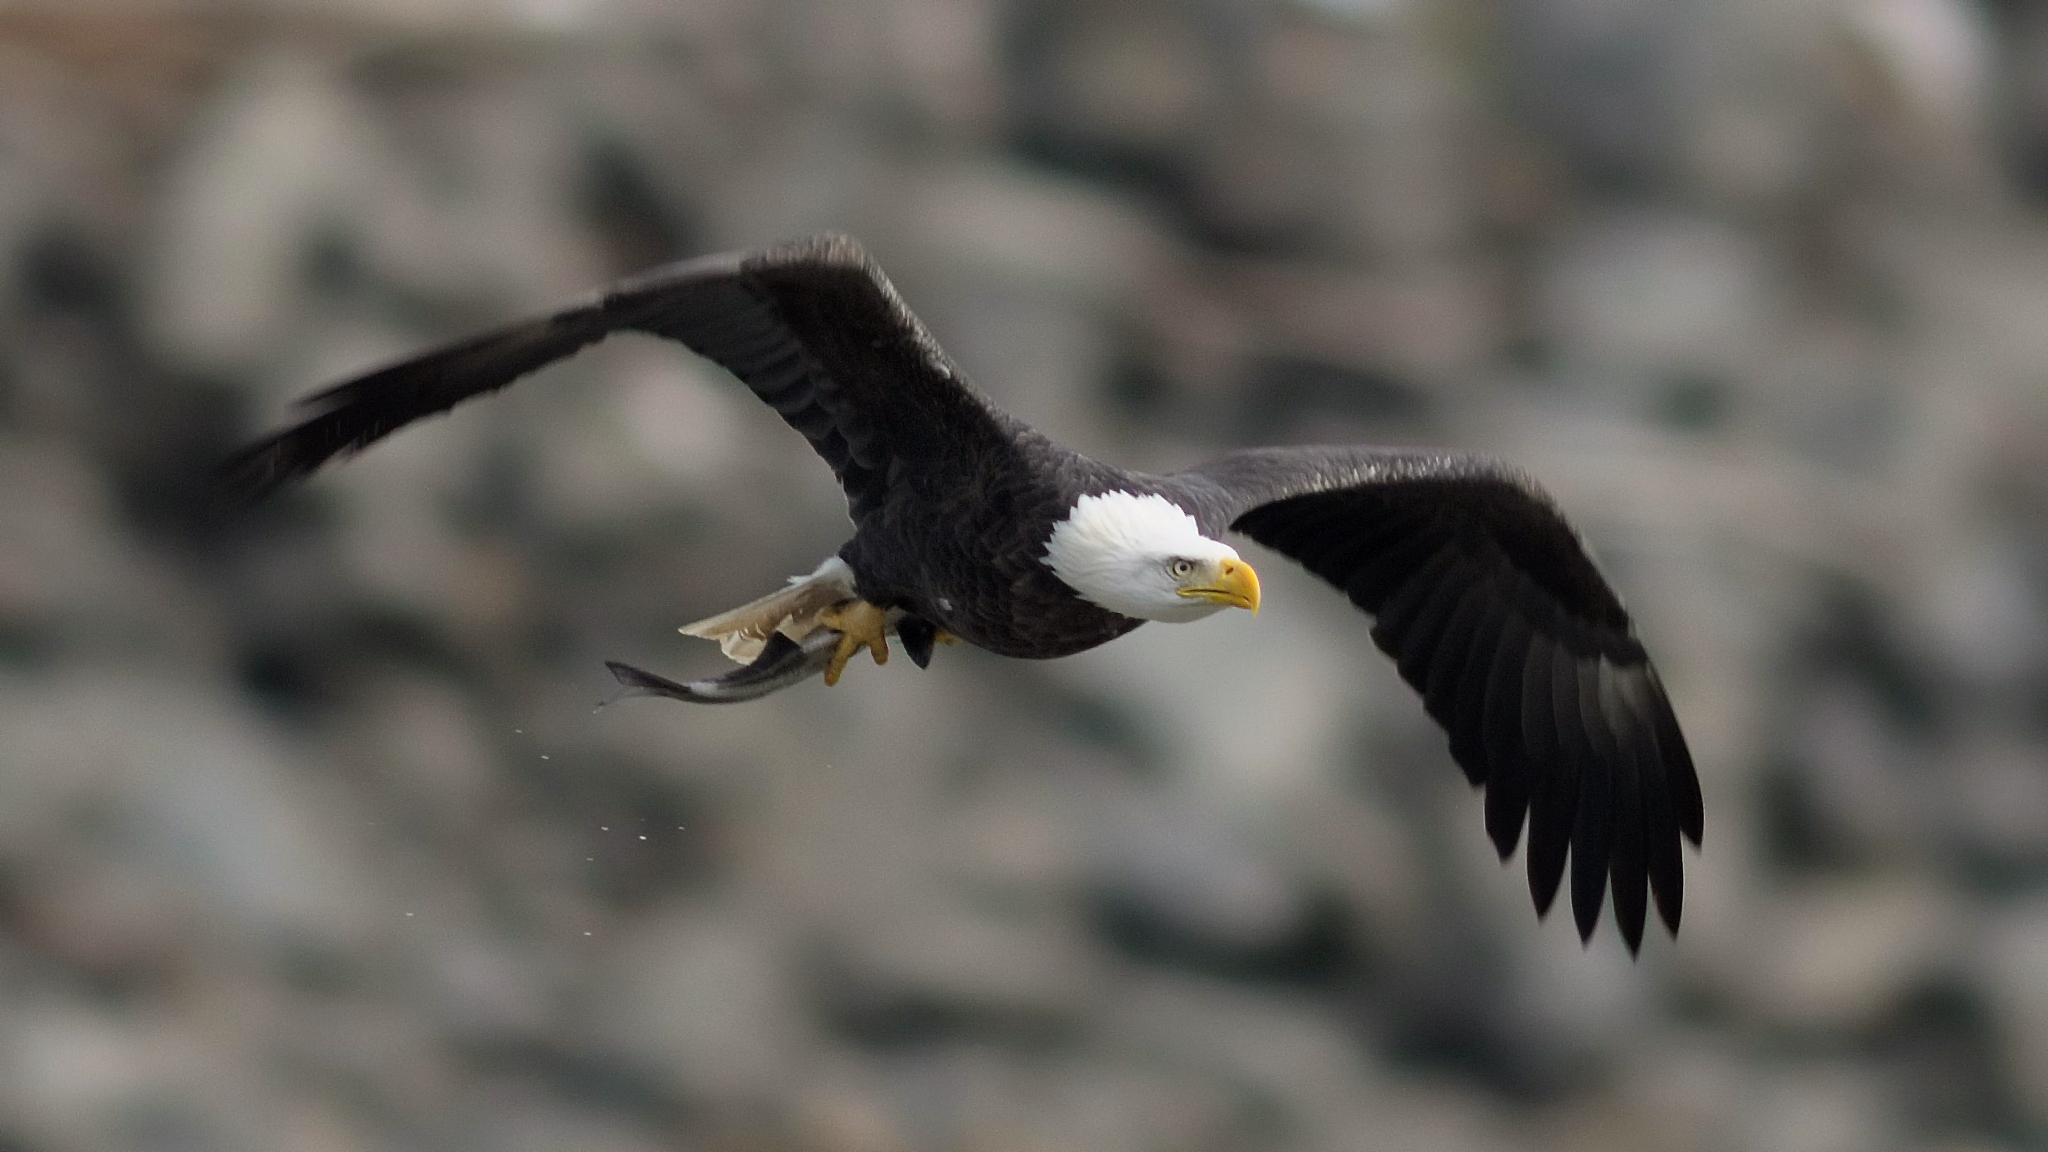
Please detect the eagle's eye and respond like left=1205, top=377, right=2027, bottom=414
left=1167, top=558, right=1195, bottom=579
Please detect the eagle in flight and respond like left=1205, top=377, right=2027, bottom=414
left=222, top=234, right=1701, bottom=953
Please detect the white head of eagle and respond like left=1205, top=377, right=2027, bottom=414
left=1042, top=491, right=1262, bottom=622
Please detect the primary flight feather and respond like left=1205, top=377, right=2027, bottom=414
left=221, top=234, right=1702, bottom=953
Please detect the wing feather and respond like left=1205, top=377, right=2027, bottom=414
left=1391, top=563, right=1476, bottom=689
left=1653, top=673, right=1705, bottom=847
left=1602, top=664, right=1651, bottom=953
left=1446, top=603, right=1508, bottom=790
left=1345, top=521, right=1439, bottom=608
left=1568, top=655, right=1615, bottom=943
left=218, top=234, right=1020, bottom=521
left=1519, top=639, right=1568, bottom=916
left=1421, top=582, right=1490, bottom=730
left=1481, top=615, right=1535, bottom=857
left=1529, top=642, right=1584, bottom=917
left=1170, top=445, right=1698, bottom=952
left=1372, top=546, right=1460, bottom=655
left=1622, top=671, right=1686, bottom=934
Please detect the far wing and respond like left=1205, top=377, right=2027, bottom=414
left=219, top=234, right=1020, bottom=520
left=1170, top=446, right=1701, bottom=953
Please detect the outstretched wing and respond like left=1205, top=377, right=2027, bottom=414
left=218, top=234, right=1018, bottom=519
left=1169, top=447, right=1701, bottom=954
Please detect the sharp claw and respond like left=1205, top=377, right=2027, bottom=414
left=824, top=632, right=858, bottom=687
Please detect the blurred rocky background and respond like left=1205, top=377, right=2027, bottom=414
left=1, top=0, right=2045, bottom=1148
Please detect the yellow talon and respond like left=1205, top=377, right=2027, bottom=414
left=818, top=600, right=891, bottom=687
left=935, top=630, right=961, bottom=646
left=823, top=636, right=856, bottom=687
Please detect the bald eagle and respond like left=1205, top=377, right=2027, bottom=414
left=222, top=235, right=1701, bottom=953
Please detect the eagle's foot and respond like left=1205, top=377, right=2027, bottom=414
left=819, top=599, right=891, bottom=686
left=936, top=630, right=961, bottom=645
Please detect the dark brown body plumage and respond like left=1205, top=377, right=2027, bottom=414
left=219, top=234, right=1701, bottom=956
left=837, top=434, right=1144, bottom=659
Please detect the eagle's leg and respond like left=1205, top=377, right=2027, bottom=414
left=818, top=599, right=891, bottom=686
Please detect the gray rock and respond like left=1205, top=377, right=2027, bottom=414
left=1536, top=208, right=1777, bottom=397
left=0, top=670, right=384, bottom=951
left=1736, top=877, right=1956, bottom=1033
left=1785, top=678, right=1933, bottom=860
left=1104, top=974, right=1384, bottom=1125
left=455, top=1087, right=674, bottom=1152
left=1006, top=0, right=1255, bottom=164
left=1736, top=1063, right=1900, bottom=1152
left=1912, top=529, right=2048, bottom=695
left=852, top=1042, right=1267, bottom=1152
left=0, top=437, right=163, bottom=650
left=1304, top=1082, right=1516, bottom=1152
left=1085, top=792, right=1338, bottom=977
left=1944, top=734, right=2048, bottom=866
left=1496, top=0, right=1706, bottom=188
left=144, top=51, right=398, bottom=376
left=581, top=898, right=807, bottom=1104
left=1224, top=257, right=1494, bottom=391
left=0, top=996, right=258, bottom=1152
left=815, top=890, right=1104, bottom=1044
left=331, top=672, right=502, bottom=833
left=1973, top=899, right=2048, bottom=1130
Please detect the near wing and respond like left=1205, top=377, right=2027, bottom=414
left=218, top=234, right=1016, bottom=518
left=1171, top=447, right=1701, bottom=953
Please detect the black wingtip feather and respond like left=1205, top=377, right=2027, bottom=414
left=1603, top=667, right=1649, bottom=956
left=215, top=308, right=618, bottom=506
left=212, top=433, right=300, bottom=509
left=1518, top=640, right=1563, bottom=916
left=1619, top=671, right=1686, bottom=937
left=1564, top=654, right=1614, bottom=943
left=1652, top=843, right=1685, bottom=937
left=1530, top=643, right=1584, bottom=917
left=1482, top=617, right=1536, bottom=859
left=1649, top=677, right=1705, bottom=848
left=1570, top=784, right=1612, bottom=944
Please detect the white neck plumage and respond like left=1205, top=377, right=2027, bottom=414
left=1040, top=490, right=1258, bottom=622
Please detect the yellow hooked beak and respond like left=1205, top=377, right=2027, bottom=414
left=1178, top=557, right=1261, bottom=614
